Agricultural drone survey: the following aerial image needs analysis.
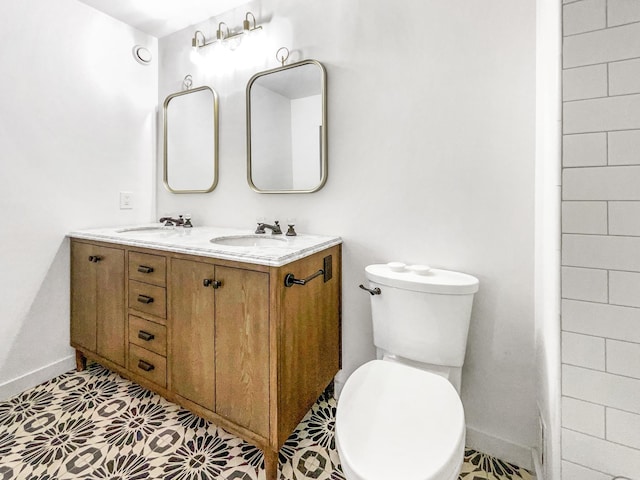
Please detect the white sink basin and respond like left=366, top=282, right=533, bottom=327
left=210, top=235, right=288, bottom=247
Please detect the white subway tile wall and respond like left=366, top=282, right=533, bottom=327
left=562, top=132, right=607, bottom=167
left=608, top=130, right=640, bottom=165
left=562, top=2, right=640, bottom=477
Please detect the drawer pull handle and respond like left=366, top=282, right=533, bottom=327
left=203, top=279, right=222, bottom=289
left=137, top=360, right=155, bottom=372
left=137, top=265, right=154, bottom=274
left=88, top=255, right=102, bottom=263
left=138, top=330, right=155, bottom=341
left=137, top=295, right=154, bottom=304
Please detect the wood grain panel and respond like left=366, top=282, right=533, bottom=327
left=169, top=258, right=216, bottom=410
left=129, top=251, right=166, bottom=286
left=95, top=245, right=125, bottom=367
left=128, top=343, right=167, bottom=387
left=129, top=280, right=166, bottom=319
left=276, top=245, right=341, bottom=446
left=129, top=315, right=166, bottom=356
left=70, top=241, right=97, bottom=352
left=215, top=266, right=270, bottom=437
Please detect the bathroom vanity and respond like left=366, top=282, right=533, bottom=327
left=68, top=225, right=342, bottom=480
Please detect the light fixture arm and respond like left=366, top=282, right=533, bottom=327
left=190, top=12, right=263, bottom=51
left=243, top=12, right=263, bottom=33
left=192, top=30, right=216, bottom=49
left=216, top=22, right=230, bottom=41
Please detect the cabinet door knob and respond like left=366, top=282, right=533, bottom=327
left=137, top=294, right=154, bottom=304
left=138, top=330, right=155, bottom=341
left=203, top=279, right=222, bottom=289
left=88, top=255, right=102, bottom=263
left=137, top=265, right=154, bottom=274
left=137, top=360, right=155, bottom=372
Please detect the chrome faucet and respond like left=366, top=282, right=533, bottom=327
left=159, top=215, right=193, bottom=228
left=255, top=220, right=282, bottom=234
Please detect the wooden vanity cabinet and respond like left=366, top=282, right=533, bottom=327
left=127, top=251, right=167, bottom=388
left=169, top=259, right=270, bottom=437
left=70, top=240, right=125, bottom=367
left=70, top=239, right=341, bottom=480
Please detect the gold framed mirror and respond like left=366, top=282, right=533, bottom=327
left=246, top=60, right=327, bottom=193
left=163, top=85, right=219, bottom=194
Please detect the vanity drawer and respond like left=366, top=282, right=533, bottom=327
left=129, top=343, right=167, bottom=388
left=129, top=315, right=166, bottom=356
left=129, top=252, right=166, bottom=287
left=129, top=280, right=166, bottom=319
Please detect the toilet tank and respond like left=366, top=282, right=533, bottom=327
left=365, top=264, right=479, bottom=368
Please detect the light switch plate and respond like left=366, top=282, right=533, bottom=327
left=119, top=191, right=133, bottom=210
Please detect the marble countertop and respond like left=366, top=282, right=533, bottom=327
left=68, top=224, right=342, bottom=267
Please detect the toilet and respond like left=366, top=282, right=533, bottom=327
left=335, top=263, right=479, bottom=480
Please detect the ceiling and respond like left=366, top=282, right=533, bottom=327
left=77, top=0, right=247, bottom=38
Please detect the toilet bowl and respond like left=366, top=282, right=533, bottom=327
left=335, top=263, right=478, bottom=480
left=336, top=360, right=465, bottom=480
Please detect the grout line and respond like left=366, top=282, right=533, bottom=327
left=564, top=54, right=640, bottom=70
left=561, top=459, right=617, bottom=477
left=563, top=361, right=640, bottom=382
left=562, top=296, right=640, bottom=308
left=562, top=232, right=640, bottom=238
left=564, top=56, right=640, bottom=70
left=562, top=426, right=640, bottom=453
left=564, top=127, right=640, bottom=135
left=563, top=91, right=640, bottom=103
left=563, top=19, right=640, bottom=38
left=562, top=164, right=640, bottom=169
left=562, top=394, right=640, bottom=416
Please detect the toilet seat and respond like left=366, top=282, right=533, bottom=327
left=336, top=360, right=465, bottom=480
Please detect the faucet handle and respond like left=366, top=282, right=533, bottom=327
left=272, top=220, right=283, bottom=235
left=184, top=214, right=193, bottom=228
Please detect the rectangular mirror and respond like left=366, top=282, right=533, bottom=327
left=163, top=85, right=219, bottom=193
left=246, top=60, right=327, bottom=193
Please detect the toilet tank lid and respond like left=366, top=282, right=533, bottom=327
left=365, top=264, right=479, bottom=294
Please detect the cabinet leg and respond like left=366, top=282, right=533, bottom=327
left=75, top=350, right=87, bottom=372
left=264, top=448, right=278, bottom=480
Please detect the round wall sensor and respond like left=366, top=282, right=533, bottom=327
left=132, top=45, right=152, bottom=65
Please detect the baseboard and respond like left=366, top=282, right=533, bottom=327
left=333, top=370, right=347, bottom=399
left=532, top=447, right=544, bottom=479
left=466, top=425, right=534, bottom=472
left=0, top=356, right=76, bottom=401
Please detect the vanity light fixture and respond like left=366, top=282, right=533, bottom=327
left=190, top=12, right=263, bottom=52
left=243, top=12, right=263, bottom=35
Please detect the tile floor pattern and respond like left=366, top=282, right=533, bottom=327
left=0, top=363, right=534, bottom=480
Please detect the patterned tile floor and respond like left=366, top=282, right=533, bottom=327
left=0, top=363, right=534, bottom=480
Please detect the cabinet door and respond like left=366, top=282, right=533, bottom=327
left=70, top=242, right=125, bottom=367
left=71, top=242, right=98, bottom=352
left=215, top=267, right=269, bottom=437
left=95, top=246, right=125, bottom=366
left=169, top=258, right=216, bottom=410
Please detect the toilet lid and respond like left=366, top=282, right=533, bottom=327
left=336, top=360, right=465, bottom=480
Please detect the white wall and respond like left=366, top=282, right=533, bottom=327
left=0, top=0, right=157, bottom=399
left=535, top=0, right=562, bottom=478
left=561, top=1, right=640, bottom=478
left=157, top=0, right=537, bottom=467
